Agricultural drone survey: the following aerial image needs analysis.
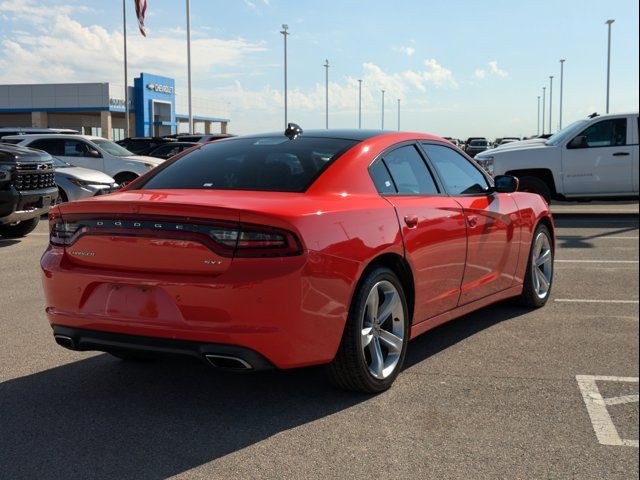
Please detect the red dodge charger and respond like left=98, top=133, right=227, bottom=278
left=41, top=126, right=555, bottom=392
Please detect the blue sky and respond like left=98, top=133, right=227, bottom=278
left=0, top=0, right=638, bottom=137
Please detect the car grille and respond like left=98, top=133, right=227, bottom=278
left=13, top=162, right=56, bottom=191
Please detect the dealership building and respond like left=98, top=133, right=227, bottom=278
left=0, top=72, right=230, bottom=140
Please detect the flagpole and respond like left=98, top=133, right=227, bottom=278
left=123, top=0, right=129, bottom=138
left=186, top=0, right=193, bottom=133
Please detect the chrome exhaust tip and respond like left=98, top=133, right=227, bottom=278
left=204, top=354, right=253, bottom=370
left=54, top=334, right=76, bottom=350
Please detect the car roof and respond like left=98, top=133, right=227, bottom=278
left=2, top=134, right=103, bottom=141
left=241, top=129, right=399, bottom=142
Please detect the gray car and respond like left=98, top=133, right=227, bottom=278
left=52, top=157, right=118, bottom=203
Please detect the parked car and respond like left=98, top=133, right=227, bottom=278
left=52, top=157, right=118, bottom=203
left=147, top=141, right=198, bottom=160
left=475, top=112, right=639, bottom=203
left=0, top=127, right=78, bottom=140
left=166, top=133, right=235, bottom=143
left=5, top=134, right=163, bottom=186
left=0, top=143, right=58, bottom=237
left=465, top=138, right=489, bottom=157
left=116, top=136, right=177, bottom=155
left=43, top=127, right=554, bottom=393
left=493, top=137, right=520, bottom=148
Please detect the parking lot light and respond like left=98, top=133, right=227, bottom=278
left=324, top=59, right=330, bottom=129
left=537, top=95, right=541, bottom=135
left=605, top=19, right=615, bottom=113
left=280, top=24, right=290, bottom=128
left=559, top=59, right=566, bottom=129
left=542, top=86, right=546, bottom=135
left=381, top=90, right=385, bottom=130
left=549, top=76, right=554, bottom=134
left=358, top=79, right=362, bottom=129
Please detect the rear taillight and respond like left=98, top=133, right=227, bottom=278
left=49, top=215, right=302, bottom=257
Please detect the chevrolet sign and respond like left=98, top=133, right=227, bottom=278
left=146, top=83, right=174, bottom=94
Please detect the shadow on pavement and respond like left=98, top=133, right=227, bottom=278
left=0, top=302, right=528, bottom=479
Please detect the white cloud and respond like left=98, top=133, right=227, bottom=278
left=399, top=46, right=415, bottom=56
left=403, top=59, right=458, bottom=90
left=474, top=60, right=508, bottom=79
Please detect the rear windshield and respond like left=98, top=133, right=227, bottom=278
left=139, top=136, right=359, bottom=192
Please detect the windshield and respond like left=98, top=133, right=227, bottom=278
left=52, top=157, right=71, bottom=168
left=93, top=139, right=134, bottom=157
left=470, top=140, right=488, bottom=147
left=139, top=136, right=359, bottom=192
left=545, top=119, right=590, bottom=146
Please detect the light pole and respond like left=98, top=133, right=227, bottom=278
left=537, top=95, right=541, bottom=136
left=605, top=19, right=615, bottom=113
left=397, top=98, right=401, bottom=131
left=324, top=59, right=329, bottom=129
left=357, top=79, right=362, bottom=129
left=548, top=76, right=554, bottom=134
left=542, top=86, right=546, bottom=135
left=280, top=24, right=289, bottom=128
left=381, top=90, right=385, bottom=130
left=186, top=0, right=193, bottom=133
left=559, top=59, right=565, bottom=129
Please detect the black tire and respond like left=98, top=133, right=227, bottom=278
left=516, top=223, right=554, bottom=308
left=0, top=217, right=39, bottom=238
left=114, top=172, right=138, bottom=187
left=518, top=176, right=552, bottom=204
left=56, top=187, right=68, bottom=205
left=326, top=266, right=409, bottom=393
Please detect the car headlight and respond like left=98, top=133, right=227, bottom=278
left=479, top=156, right=494, bottom=175
left=68, top=178, right=91, bottom=188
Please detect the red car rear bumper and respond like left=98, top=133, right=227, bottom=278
left=41, top=246, right=360, bottom=369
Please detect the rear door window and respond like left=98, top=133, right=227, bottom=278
left=27, top=139, right=65, bottom=156
left=140, top=136, right=359, bottom=192
left=381, top=145, right=439, bottom=195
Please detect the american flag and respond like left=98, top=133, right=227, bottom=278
left=134, top=0, right=147, bottom=37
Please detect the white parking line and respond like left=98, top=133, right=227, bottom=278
left=555, top=299, right=639, bottom=304
left=576, top=375, right=639, bottom=448
left=558, top=236, right=639, bottom=240
left=556, top=260, right=639, bottom=264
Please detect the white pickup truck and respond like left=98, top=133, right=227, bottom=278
left=475, top=112, right=639, bottom=203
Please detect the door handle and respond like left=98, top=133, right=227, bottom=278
left=467, top=215, right=478, bottom=228
left=404, top=215, right=419, bottom=228
left=613, top=152, right=630, bottom=156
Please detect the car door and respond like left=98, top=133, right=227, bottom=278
left=562, top=117, right=633, bottom=195
left=420, top=142, right=521, bottom=305
left=58, top=139, right=105, bottom=172
left=370, top=143, right=467, bottom=323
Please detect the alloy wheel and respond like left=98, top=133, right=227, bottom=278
left=532, top=231, right=553, bottom=299
left=360, top=280, right=405, bottom=380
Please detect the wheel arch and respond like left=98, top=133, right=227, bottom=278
left=356, top=252, right=415, bottom=324
left=537, top=215, right=555, bottom=247
left=505, top=168, right=558, bottom=196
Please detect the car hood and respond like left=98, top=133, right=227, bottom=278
left=55, top=165, right=115, bottom=183
left=478, top=139, right=549, bottom=158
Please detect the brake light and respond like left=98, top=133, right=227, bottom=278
left=49, top=215, right=302, bottom=257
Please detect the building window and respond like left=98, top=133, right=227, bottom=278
left=112, top=128, right=125, bottom=141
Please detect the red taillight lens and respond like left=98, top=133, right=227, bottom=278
left=49, top=215, right=302, bottom=257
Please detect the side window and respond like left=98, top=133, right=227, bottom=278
left=579, top=119, right=627, bottom=147
left=63, top=140, right=92, bottom=157
left=422, top=143, right=490, bottom=195
left=382, top=145, right=439, bottom=195
left=369, top=160, right=396, bottom=194
left=29, top=139, right=64, bottom=156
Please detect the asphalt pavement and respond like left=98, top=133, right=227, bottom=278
left=0, top=207, right=638, bottom=480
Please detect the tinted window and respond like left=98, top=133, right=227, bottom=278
left=140, top=136, right=358, bottom=192
left=422, top=144, right=490, bottom=195
left=369, top=160, right=396, bottom=194
left=28, top=139, right=65, bottom=156
left=381, top=145, right=439, bottom=195
left=579, top=118, right=627, bottom=147
left=64, top=140, right=93, bottom=157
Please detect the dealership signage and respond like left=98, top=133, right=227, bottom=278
left=146, top=83, right=174, bottom=95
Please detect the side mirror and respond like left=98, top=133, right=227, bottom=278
left=88, top=149, right=101, bottom=158
left=568, top=135, right=587, bottom=149
left=494, top=175, right=519, bottom=193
